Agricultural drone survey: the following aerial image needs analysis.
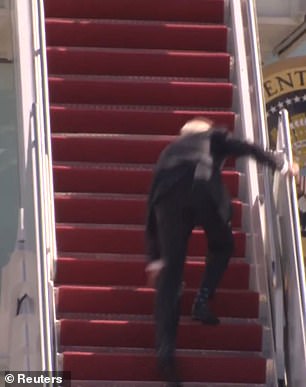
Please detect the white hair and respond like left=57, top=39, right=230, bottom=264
left=180, top=117, right=213, bottom=136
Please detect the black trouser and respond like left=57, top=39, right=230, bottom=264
left=151, top=181, right=234, bottom=365
left=300, top=210, right=306, bottom=230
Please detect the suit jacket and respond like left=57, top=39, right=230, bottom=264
left=146, top=128, right=284, bottom=260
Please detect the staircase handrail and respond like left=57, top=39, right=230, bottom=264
left=268, top=109, right=306, bottom=386
left=278, top=109, right=306, bottom=318
left=31, top=0, right=57, bottom=372
left=245, top=1, right=306, bottom=385
left=243, top=0, right=287, bottom=382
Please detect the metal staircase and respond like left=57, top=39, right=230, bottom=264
left=0, top=1, right=305, bottom=386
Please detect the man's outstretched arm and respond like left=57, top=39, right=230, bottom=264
left=222, top=135, right=299, bottom=175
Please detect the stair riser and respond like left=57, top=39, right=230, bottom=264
left=55, top=227, right=246, bottom=256
left=60, top=320, right=262, bottom=351
left=46, top=20, right=228, bottom=52
left=62, top=352, right=266, bottom=383
left=47, top=48, right=230, bottom=79
left=50, top=107, right=236, bottom=135
left=55, top=259, right=249, bottom=289
left=54, top=197, right=242, bottom=227
left=57, top=288, right=259, bottom=318
left=44, top=0, right=225, bottom=23
left=49, top=77, right=233, bottom=108
left=53, top=167, right=240, bottom=196
left=52, top=136, right=236, bottom=166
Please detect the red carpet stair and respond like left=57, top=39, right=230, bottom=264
left=44, top=0, right=268, bottom=385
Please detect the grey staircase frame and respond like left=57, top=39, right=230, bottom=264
left=231, top=0, right=306, bottom=386
left=9, top=0, right=57, bottom=373
left=230, top=2, right=278, bottom=386
left=273, top=109, right=306, bottom=387
left=31, top=0, right=58, bottom=373
left=8, top=0, right=306, bottom=384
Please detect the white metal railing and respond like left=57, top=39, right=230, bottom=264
left=244, top=1, right=306, bottom=385
left=273, top=109, right=306, bottom=387
left=0, top=0, right=56, bottom=372
left=35, top=0, right=57, bottom=282
left=31, top=0, right=57, bottom=373
left=279, top=109, right=306, bottom=316
left=244, top=0, right=286, bottom=383
left=277, top=109, right=306, bottom=319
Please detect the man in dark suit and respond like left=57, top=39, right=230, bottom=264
left=145, top=117, right=298, bottom=387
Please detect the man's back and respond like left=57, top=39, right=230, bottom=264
left=150, top=129, right=225, bottom=204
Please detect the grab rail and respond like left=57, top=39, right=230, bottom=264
left=278, top=109, right=306, bottom=319
left=230, top=1, right=306, bottom=384
left=31, top=0, right=57, bottom=372
left=244, top=0, right=286, bottom=382
left=278, top=109, right=306, bottom=314
left=269, top=109, right=306, bottom=386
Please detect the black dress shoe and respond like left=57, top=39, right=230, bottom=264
left=192, top=289, right=220, bottom=325
left=165, top=382, right=183, bottom=387
left=192, top=299, right=220, bottom=325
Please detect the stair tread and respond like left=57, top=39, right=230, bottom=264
left=56, top=222, right=246, bottom=237
left=60, top=317, right=261, bottom=327
left=71, top=382, right=265, bottom=387
left=57, top=285, right=254, bottom=293
left=62, top=347, right=264, bottom=357
left=50, top=103, right=235, bottom=114
left=52, top=132, right=178, bottom=140
left=56, top=256, right=248, bottom=265
left=49, top=74, right=232, bottom=84
left=58, top=255, right=248, bottom=265
left=62, top=347, right=265, bottom=358
left=57, top=314, right=260, bottom=325
left=53, top=161, right=240, bottom=171
left=47, top=45, right=231, bottom=56
left=54, top=161, right=155, bottom=169
left=54, top=192, right=242, bottom=202
left=56, top=223, right=244, bottom=232
left=50, top=74, right=230, bottom=83
left=51, top=102, right=234, bottom=110
left=45, top=17, right=227, bottom=29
